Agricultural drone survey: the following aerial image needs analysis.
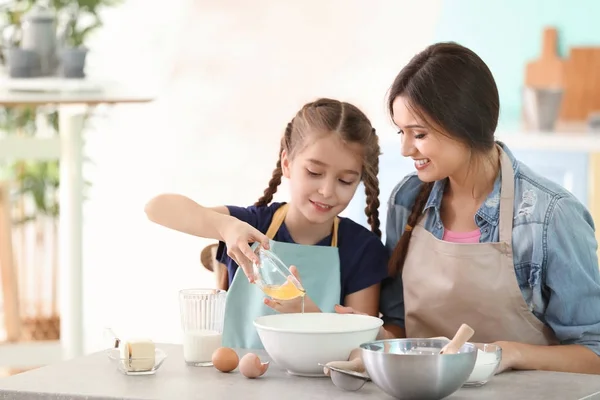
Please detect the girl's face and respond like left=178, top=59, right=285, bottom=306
left=282, top=133, right=363, bottom=225
left=392, top=96, right=471, bottom=183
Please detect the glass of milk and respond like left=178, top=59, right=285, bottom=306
left=463, top=343, right=502, bottom=387
left=179, top=288, right=227, bottom=366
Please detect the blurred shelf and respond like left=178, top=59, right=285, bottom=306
left=0, top=136, right=60, bottom=160
left=379, top=121, right=600, bottom=153
left=0, top=340, right=61, bottom=368
left=496, top=131, right=600, bottom=152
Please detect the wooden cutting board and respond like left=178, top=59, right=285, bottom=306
left=525, top=27, right=565, bottom=88
left=559, top=47, right=600, bottom=120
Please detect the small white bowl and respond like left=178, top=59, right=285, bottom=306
left=254, top=313, right=382, bottom=377
left=107, top=347, right=167, bottom=376
left=463, top=343, right=502, bottom=387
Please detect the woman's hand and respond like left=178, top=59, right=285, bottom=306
left=219, top=217, right=270, bottom=282
left=493, top=341, right=522, bottom=374
left=264, top=266, right=321, bottom=313
left=492, top=341, right=600, bottom=375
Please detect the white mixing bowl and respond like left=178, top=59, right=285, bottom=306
left=253, top=312, right=383, bottom=377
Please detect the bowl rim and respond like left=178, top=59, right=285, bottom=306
left=359, top=338, right=478, bottom=355
left=253, top=312, right=383, bottom=334
left=473, top=343, right=503, bottom=354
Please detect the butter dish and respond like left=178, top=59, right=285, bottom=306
left=108, top=346, right=167, bottom=376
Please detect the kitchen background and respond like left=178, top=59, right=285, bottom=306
left=0, top=0, right=598, bottom=373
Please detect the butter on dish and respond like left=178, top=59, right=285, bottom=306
left=119, top=339, right=156, bottom=372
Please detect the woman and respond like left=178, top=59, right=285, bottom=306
left=338, top=42, right=600, bottom=375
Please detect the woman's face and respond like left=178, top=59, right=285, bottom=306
left=391, top=96, right=471, bottom=183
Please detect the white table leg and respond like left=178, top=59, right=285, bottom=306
left=58, top=106, right=86, bottom=360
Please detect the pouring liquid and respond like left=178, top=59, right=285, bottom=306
left=261, top=280, right=306, bottom=313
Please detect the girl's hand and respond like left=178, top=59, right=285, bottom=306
left=264, top=266, right=321, bottom=313
left=219, top=217, right=270, bottom=282
left=334, top=305, right=365, bottom=315
left=334, top=305, right=391, bottom=340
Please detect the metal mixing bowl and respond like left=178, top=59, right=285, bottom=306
left=360, top=338, right=477, bottom=400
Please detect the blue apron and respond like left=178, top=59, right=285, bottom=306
left=221, top=203, right=342, bottom=349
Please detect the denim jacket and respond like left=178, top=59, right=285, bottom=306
left=380, top=142, right=600, bottom=356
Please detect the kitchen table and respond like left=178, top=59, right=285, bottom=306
left=0, top=343, right=598, bottom=400
left=0, top=80, right=154, bottom=364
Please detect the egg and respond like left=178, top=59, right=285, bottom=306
left=212, top=347, right=239, bottom=373
left=239, top=353, right=269, bottom=378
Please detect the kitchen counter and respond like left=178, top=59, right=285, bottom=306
left=0, top=344, right=598, bottom=400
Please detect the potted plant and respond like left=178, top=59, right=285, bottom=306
left=57, top=5, right=94, bottom=78
left=0, top=0, right=36, bottom=77
left=57, top=0, right=122, bottom=78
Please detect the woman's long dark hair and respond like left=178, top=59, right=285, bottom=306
left=387, top=42, right=500, bottom=276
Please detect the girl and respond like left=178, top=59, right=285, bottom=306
left=145, top=98, right=389, bottom=349
left=339, top=42, right=600, bottom=375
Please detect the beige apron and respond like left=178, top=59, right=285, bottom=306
left=403, top=147, right=559, bottom=345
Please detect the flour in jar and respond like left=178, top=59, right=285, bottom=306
left=467, top=349, right=499, bottom=382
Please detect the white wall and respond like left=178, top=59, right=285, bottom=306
left=79, top=0, right=442, bottom=353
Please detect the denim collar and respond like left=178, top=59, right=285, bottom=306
left=422, top=141, right=518, bottom=227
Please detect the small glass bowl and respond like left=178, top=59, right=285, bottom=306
left=463, top=343, right=502, bottom=387
left=108, top=347, right=167, bottom=376
left=252, top=246, right=303, bottom=293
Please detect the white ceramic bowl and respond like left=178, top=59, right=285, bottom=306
left=253, top=313, right=383, bottom=377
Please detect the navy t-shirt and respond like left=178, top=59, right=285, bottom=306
left=216, top=202, right=389, bottom=305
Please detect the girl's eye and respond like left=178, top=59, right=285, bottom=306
left=339, top=179, right=353, bottom=185
left=415, top=133, right=426, bottom=139
left=397, top=130, right=404, bottom=135
left=307, top=169, right=320, bottom=176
